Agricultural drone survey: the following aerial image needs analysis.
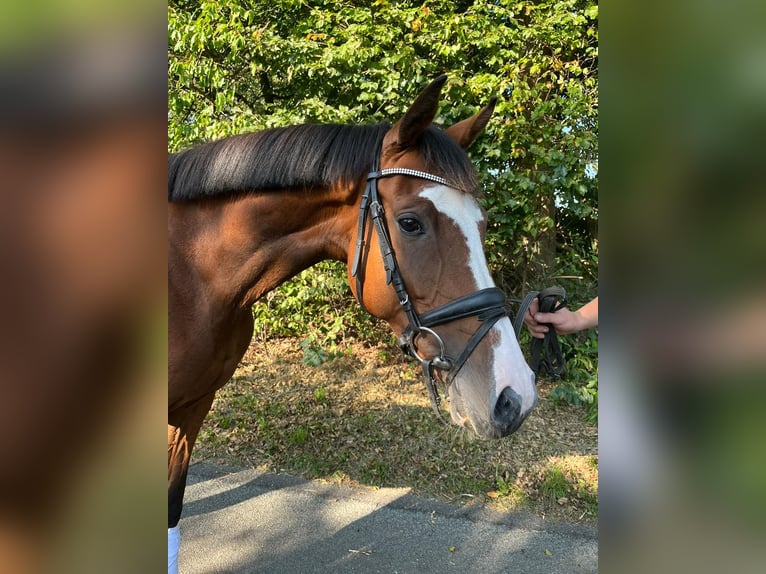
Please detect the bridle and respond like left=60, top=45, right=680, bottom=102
left=349, top=150, right=570, bottom=423
left=350, top=156, right=518, bottom=423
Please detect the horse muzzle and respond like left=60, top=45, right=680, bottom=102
left=450, top=382, right=535, bottom=439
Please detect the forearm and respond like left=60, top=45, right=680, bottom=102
left=575, top=296, right=598, bottom=331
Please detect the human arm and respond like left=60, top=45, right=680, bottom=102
left=524, top=296, right=598, bottom=339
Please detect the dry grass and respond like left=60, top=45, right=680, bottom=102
left=194, top=337, right=598, bottom=526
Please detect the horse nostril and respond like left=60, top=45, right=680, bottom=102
left=493, top=387, right=521, bottom=425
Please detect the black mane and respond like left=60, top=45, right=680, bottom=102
left=168, top=122, right=479, bottom=202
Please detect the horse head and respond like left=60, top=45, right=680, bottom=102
left=348, top=76, right=537, bottom=439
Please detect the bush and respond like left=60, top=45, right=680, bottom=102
left=548, top=328, right=598, bottom=423
left=252, top=261, right=391, bottom=363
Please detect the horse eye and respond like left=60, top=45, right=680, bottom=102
left=398, top=217, right=423, bottom=235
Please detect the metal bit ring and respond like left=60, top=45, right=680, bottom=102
left=410, top=327, right=452, bottom=371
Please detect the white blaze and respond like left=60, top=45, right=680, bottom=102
left=418, top=186, right=493, bottom=290
left=418, top=185, right=537, bottom=412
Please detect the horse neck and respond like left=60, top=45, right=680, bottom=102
left=169, top=184, right=359, bottom=309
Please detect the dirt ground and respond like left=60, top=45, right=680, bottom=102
left=194, top=337, right=598, bottom=526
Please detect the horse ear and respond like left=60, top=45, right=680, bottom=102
left=388, top=75, right=448, bottom=149
left=445, top=96, right=497, bottom=149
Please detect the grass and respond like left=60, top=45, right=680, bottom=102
left=288, top=425, right=309, bottom=445
left=540, top=466, right=570, bottom=503
left=194, top=337, right=598, bottom=525
left=536, top=456, right=599, bottom=519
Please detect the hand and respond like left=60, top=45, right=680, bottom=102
left=524, top=296, right=598, bottom=339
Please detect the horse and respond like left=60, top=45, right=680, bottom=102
left=167, top=76, right=537, bottom=572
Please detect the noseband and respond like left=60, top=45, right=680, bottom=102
left=350, top=159, right=514, bottom=423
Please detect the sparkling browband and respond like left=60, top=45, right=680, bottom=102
left=374, top=168, right=450, bottom=187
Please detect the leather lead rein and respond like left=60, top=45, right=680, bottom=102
left=513, top=286, right=567, bottom=379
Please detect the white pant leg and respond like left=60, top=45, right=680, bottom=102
left=168, top=526, right=180, bottom=574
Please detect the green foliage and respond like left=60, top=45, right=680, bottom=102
left=169, top=0, right=598, bottom=407
left=251, top=261, right=389, bottom=363
left=299, top=338, right=333, bottom=367
left=313, top=387, right=328, bottom=403
left=549, top=327, right=598, bottom=422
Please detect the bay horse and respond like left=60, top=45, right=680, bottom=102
left=168, top=76, right=536, bottom=572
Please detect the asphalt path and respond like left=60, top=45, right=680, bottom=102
left=179, top=462, right=597, bottom=573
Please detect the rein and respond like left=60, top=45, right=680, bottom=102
left=513, top=286, right=568, bottom=379
left=350, top=158, right=565, bottom=422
